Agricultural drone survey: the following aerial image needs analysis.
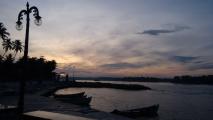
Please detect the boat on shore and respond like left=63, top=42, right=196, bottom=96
left=111, top=104, right=159, bottom=118
left=56, top=96, right=92, bottom=106
left=54, top=92, right=85, bottom=98
left=54, top=92, right=92, bottom=106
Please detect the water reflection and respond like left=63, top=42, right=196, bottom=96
left=56, top=81, right=213, bottom=120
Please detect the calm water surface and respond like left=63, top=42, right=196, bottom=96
left=56, top=81, right=213, bottom=120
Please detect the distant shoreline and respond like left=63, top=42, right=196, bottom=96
left=74, top=75, right=213, bottom=85
left=76, top=79, right=213, bottom=85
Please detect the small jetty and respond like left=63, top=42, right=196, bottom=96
left=69, top=81, right=151, bottom=90
left=44, top=81, right=151, bottom=92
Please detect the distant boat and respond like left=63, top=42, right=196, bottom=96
left=111, top=104, right=159, bottom=118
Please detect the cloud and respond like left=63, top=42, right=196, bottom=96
left=189, top=62, right=213, bottom=70
left=140, top=29, right=175, bottom=36
left=170, top=56, right=199, bottom=63
left=169, top=55, right=213, bottom=70
left=137, top=25, right=190, bottom=36
left=100, top=62, right=141, bottom=69
left=69, top=38, right=146, bottom=64
left=100, top=61, right=160, bottom=69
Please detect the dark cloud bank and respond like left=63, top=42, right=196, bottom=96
left=100, top=61, right=158, bottom=69
left=100, top=55, right=213, bottom=71
left=170, top=55, right=213, bottom=70
left=170, top=56, right=198, bottom=63
left=137, top=25, right=190, bottom=36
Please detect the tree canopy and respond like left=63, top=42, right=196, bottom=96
left=0, top=22, right=57, bottom=82
left=0, top=56, right=57, bottom=82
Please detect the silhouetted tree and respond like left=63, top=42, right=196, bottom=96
left=12, top=39, right=23, bottom=58
left=16, top=56, right=57, bottom=81
left=2, top=39, right=13, bottom=56
left=0, top=22, right=23, bottom=59
left=0, top=56, right=56, bottom=82
left=4, top=54, right=15, bottom=64
left=0, top=55, right=3, bottom=63
left=0, top=22, right=10, bottom=40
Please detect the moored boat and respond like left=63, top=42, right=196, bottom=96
left=55, top=96, right=92, bottom=106
left=54, top=92, right=92, bottom=106
left=54, top=92, right=85, bottom=98
left=111, top=104, right=159, bottom=118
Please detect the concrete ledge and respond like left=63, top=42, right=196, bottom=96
left=23, top=111, right=96, bottom=120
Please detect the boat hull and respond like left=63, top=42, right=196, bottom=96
left=54, top=92, right=92, bottom=106
left=111, top=104, right=159, bottom=118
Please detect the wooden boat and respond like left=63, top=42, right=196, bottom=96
left=54, top=92, right=85, bottom=98
left=54, top=92, right=92, bottom=106
left=69, top=96, right=92, bottom=106
left=111, top=104, right=159, bottom=118
left=55, top=96, right=92, bottom=106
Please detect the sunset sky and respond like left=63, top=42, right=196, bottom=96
left=0, top=0, right=213, bottom=77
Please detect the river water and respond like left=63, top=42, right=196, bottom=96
left=56, top=80, right=213, bottom=120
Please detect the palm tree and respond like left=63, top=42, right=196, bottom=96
left=2, top=39, right=13, bottom=56
left=4, top=54, right=14, bottom=64
left=12, top=40, right=23, bottom=58
left=0, top=23, right=10, bottom=41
